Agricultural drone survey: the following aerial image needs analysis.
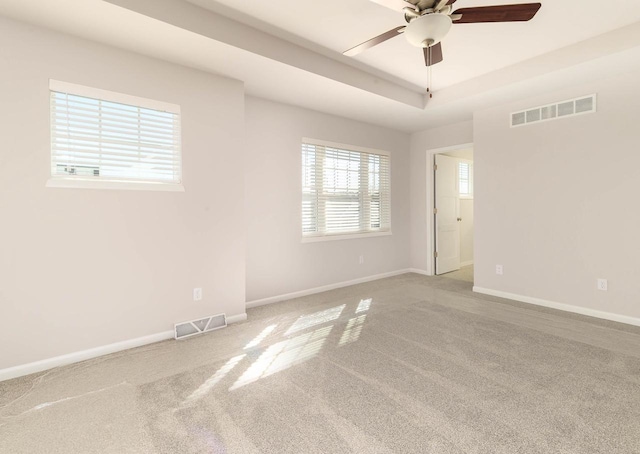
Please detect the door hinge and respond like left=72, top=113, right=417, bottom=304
left=434, top=164, right=438, bottom=171
left=434, top=251, right=438, bottom=258
left=433, top=208, right=438, bottom=215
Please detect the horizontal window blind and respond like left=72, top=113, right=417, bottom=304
left=459, top=162, right=471, bottom=196
left=50, top=83, right=181, bottom=184
left=302, top=141, right=390, bottom=238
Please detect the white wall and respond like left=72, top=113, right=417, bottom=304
left=460, top=199, right=474, bottom=265
left=0, top=18, right=246, bottom=370
left=409, top=121, right=474, bottom=272
left=245, top=97, right=411, bottom=302
left=474, top=69, right=640, bottom=321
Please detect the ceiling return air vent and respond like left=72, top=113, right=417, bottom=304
left=511, top=94, right=597, bottom=128
left=175, top=313, right=227, bottom=340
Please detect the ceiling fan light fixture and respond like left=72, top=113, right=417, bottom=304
left=404, top=13, right=452, bottom=48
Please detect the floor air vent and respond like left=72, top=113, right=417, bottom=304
left=175, top=313, right=227, bottom=340
left=511, top=94, right=596, bottom=128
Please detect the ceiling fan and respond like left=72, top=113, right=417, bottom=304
left=344, top=0, right=542, bottom=94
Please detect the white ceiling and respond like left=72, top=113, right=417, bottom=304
left=188, top=0, right=640, bottom=90
left=1, top=0, right=640, bottom=132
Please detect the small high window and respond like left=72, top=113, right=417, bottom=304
left=48, top=80, right=182, bottom=191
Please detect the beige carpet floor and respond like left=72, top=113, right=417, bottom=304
left=2, top=272, right=640, bottom=453
left=438, top=264, right=474, bottom=283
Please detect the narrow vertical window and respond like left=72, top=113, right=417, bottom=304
left=458, top=161, right=473, bottom=198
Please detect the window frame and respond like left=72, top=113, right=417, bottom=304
left=300, top=138, right=392, bottom=243
left=458, top=159, right=474, bottom=200
left=47, top=80, right=184, bottom=192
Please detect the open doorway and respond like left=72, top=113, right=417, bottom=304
left=433, top=147, right=474, bottom=283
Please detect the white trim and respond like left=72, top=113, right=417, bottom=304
left=460, top=260, right=474, bottom=267
left=0, top=331, right=172, bottom=382
left=407, top=268, right=430, bottom=276
left=226, top=313, right=248, bottom=324
left=246, top=269, right=412, bottom=309
left=49, top=79, right=180, bottom=114
left=46, top=178, right=185, bottom=192
left=473, top=287, right=640, bottom=328
left=0, top=313, right=247, bottom=382
left=302, top=137, right=390, bottom=157
left=302, top=231, right=392, bottom=243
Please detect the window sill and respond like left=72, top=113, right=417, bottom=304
left=301, top=231, right=392, bottom=243
left=46, top=178, right=185, bottom=192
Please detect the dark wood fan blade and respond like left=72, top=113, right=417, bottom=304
left=343, top=26, right=406, bottom=56
left=452, top=3, right=541, bottom=23
left=423, top=43, right=443, bottom=66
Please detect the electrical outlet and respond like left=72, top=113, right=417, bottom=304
left=597, top=279, right=608, bottom=291
left=359, top=255, right=364, bottom=265
left=496, top=265, right=503, bottom=275
left=193, top=288, right=203, bottom=301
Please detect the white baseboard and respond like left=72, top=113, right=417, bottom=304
left=226, top=313, right=247, bottom=324
left=407, top=268, right=431, bottom=276
left=460, top=260, right=474, bottom=267
left=246, top=269, right=412, bottom=309
left=0, top=312, right=247, bottom=382
left=473, top=287, right=640, bottom=328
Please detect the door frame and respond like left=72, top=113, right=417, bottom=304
left=425, top=143, right=474, bottom=276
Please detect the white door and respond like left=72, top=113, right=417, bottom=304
left=435, top=154, right=460, bottom=275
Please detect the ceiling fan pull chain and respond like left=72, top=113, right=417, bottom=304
left=426, top=46, right=430, bottom=94
left=427, top=45, right=433, bottom=99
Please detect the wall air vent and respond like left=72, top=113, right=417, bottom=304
left=511, top=94, right=596, bottom=128
left=175, top=313, right=227, bottom=340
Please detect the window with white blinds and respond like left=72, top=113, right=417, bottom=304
left=302, top=139, right=391, bottom=239
left=458, top=161, right=473, bottom=198
left=49, top=80, right=181, bottom=187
